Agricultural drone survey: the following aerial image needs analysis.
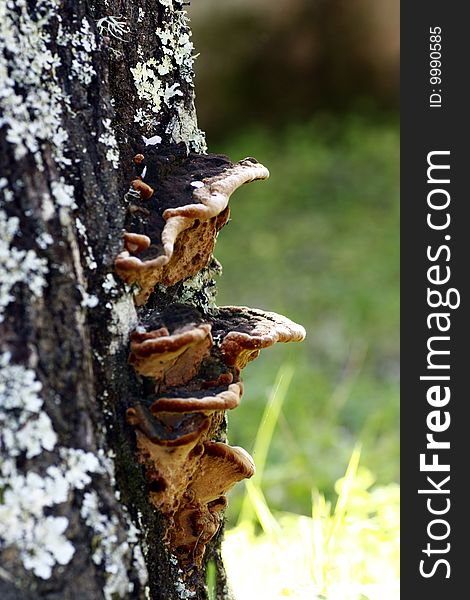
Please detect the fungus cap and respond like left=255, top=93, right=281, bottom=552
left=212, top=306, right=306, bottom=368
left=190, top=441, right=255, bottom=504
left=128, top=323, right=212, bottom=387
left=167, top=442, right=254, bottom=567
left=131, top=179, right=154, bottom=200
left=150, top=381, right=243, bottom=414
left=115, top=157, right=269, bottom=305
left=126, top=403, right=210, bottom=447
left=123, top=232, right=151, bottom=254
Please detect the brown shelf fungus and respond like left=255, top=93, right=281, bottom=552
left=191, top=441, right=255, bottom=505
left=124, top=302, right=304, bottom=571
left=126, top=393, right=254, bottom=567
left=126, top=396, right=255, bottom=567
left=128, top=323, right=212, bottom=389
left=115, top=145, right=269, bottom=304
left=123, top=232, right=151, bottom=254
left=126, top=403, right=211, bottom=513
left=210, top=306, right=307, bottom=369
left=117, top=145, right=305, bottom=577
left=170, top=442, right=255, bottom=567
left=150, top=381, right=243, bottom=414
left=131, top=179, right=154, bottom=200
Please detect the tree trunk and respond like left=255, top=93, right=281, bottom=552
left=0, top=2, right=304, bottom=599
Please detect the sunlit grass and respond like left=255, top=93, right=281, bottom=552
left=211, top=116, right=399, bottom=598
left=238, top=366, right=294, bottom=527
left=223, top=367, right=399, bottom=600
left=224, top=477, right=399, bottom=600
left=213, top=116, right=399, bottom=513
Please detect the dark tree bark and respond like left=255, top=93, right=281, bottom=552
left=0, top=1, right=215, bottom=598
left=1, top=2, right=304, bottom=599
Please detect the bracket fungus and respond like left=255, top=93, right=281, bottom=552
left=129, top=322, right=212, bottom=388
left=116, top=147, right=305, bottom=574
left=170, top=442, right=255, bottom=567
left=115, top=144, right=269, bottom=304
left=124, top=304, right=304, bottom=568
left=126, top=398, right=254, bottom=567
left=211, top=306, right=307, bottom=369
left=149, top=382, right=243, bottom=414
left=131, top=179, right=155, bottom=200
left=126, top=403, right=211, bottom=512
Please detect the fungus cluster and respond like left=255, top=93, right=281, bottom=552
left=115, top=144, right=269, bottom=304
left=115, top=145, right=305, bottom=570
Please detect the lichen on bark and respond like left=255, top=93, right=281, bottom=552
left=1, top=2, right=304, bottom=599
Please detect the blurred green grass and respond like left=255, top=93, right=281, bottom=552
left=209, top=114, right=399, bottom=520
left=223, top=458, right=399, bottom=600
left=220, top=366, right=399, bottom=600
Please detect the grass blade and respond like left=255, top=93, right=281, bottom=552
left=238, top=364, right=294, bottom=526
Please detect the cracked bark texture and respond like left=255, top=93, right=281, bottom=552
left=0, top=1, right=232, bottom=599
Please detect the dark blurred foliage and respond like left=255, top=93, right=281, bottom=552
left=207, top=116, right=399, bottom=518
left=190, top=0, right=399, bottom=140
left=188, top=1, right=399, bottom=519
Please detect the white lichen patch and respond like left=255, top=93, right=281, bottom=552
left=167, top=102, right=206, bottom=153
left=163, top=82, right=183, bottom=105
left=75, top=217, right=98, bottom=270
left=0, top=355, right=70, bottom=578
left=143, top=134, right=162, bottom=147
left=51, top=179, right=77, bottom=210
left=132, top=544, right=148, bottom=587
left=178, top=263, right=220, bottom=310
left=0, top=0, right=70, bottom=167
left=155, top=9, right=195, bottom=83
left=59, top=447, right=102, bottom=489
left=0, top=470, right=75, bottom=580
left=96, top=16, right=130, bottom=42
left=174, top=567, right=196, bottom=599
left=0, top=353, right=56, bottom=459
left=79, top=288, right=99, bottom=308
left=2, top=188, right=14, bottom=203
left=37, top=232, right=54, bottom=249
left=81, top=491, right=148, bottom=599
left=0, top=448, right=104, bottom=580
left=157, top=54, right=172, bottom=77
left=134, top=108, right=147, bottom=126
left=58, top=17, right=97, bottom=85
left=0, top=211, right=48, bottom=323
left=98, top=119, right=120, bottom=169
left=175, top=581, right=196, bottom=599
left=169, top=554, right=195, bottom=598
left=22, top=516, right=75, bottom=578
left=107, top=294, right=138, bottom=354
left=77, top=452, right=148, bottom=594
left=131, top=5, right=206, bottom=151
left=0, top=354, right=147, bottom=585
left=131, top=58, right=164, bottom=115
left=0, top=3, right=98, bottom=221
left=102, top=273, right=119, bottom=296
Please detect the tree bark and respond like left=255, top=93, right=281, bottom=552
left=1, top=2, right=305, bottom=599
left=0, top=1, right=214, bottom=598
